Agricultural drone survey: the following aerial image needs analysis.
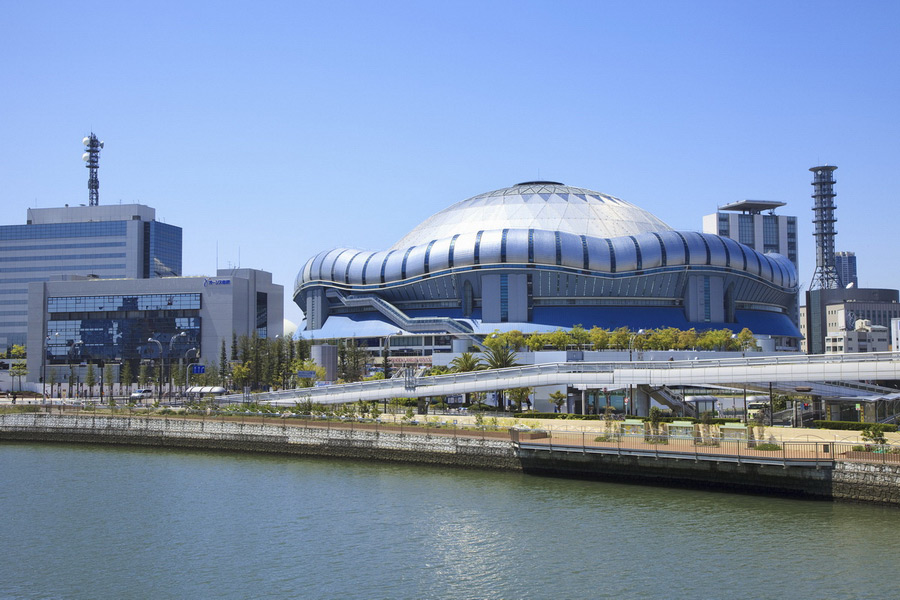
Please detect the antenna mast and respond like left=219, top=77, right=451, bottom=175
left=82, top=133, right=104, bottom=206
left=809, top=165, right=839, bottom=290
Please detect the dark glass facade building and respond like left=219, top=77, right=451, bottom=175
left=0, top=204, right=182, bottom=351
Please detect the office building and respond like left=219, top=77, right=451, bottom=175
left=702, top=199, right=798, bottom=271
left=1, top=204, right=181, bottom=352
left=835, top=251, right=858, bottom=288
left=800, top=288, right=900, bottom=353
left=824, top=319, right=889, bottom=354
left=26, top=268, right=283, bottom=388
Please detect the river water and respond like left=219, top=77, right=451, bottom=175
left=1, top=443, right=898, bottom=600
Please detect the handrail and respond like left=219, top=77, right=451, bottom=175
left=222, top=352, right=900, bottom=405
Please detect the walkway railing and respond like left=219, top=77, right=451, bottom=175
left=227, top=351, right=900, bottom=405
left=513, top=430, right=900, bottom=468
left=5, top=408, right=899, bottom=468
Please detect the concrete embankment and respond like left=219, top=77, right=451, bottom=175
left=0, top=413, right=520, bottom=471
left=2, top=413, right=899, bottom=506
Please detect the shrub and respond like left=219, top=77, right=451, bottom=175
left=754, top=443, right=781, bottom=451
left=813, top=420, right=898, bottom=432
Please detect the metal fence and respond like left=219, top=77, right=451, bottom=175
left=511, top=429, right=900, bottom=467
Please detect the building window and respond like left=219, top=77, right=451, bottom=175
left=500, top=274, right=509, bottom=322
left=738, top=215, right=755, bottom=246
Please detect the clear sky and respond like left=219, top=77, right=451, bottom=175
left=3, top=0, right=898, bottom=329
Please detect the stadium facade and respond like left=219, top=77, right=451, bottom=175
left=295, top=182, right=801, bottom=351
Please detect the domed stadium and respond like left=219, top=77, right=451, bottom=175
left=295, top=182, right=800, bottom=350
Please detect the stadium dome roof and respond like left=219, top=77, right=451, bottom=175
left=390, top=181, right=673, bottom=250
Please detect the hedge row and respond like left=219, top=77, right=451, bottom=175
left=517, top=412, right=741, bottom=425
left=813, top=420, right=898, bottom=432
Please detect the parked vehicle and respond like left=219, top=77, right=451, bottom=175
left=130, top=389, right=153, bottom=401
left=746, top=396, right=770, bottom=421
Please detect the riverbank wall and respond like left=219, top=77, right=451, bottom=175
left=0, top=413, right=520, bottom=471
left=2, top=413, right=898, bottom=505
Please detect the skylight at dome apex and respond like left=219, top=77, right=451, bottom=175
left=295, top=181, right=800, bottom=349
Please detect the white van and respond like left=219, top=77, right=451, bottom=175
left=130, top=389, right=153, bottom=401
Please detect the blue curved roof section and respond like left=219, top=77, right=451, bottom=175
left=297, top=229, right=798, bottom=296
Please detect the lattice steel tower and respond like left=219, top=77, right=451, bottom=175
left=82, top=133, right=104, bottom=206
left=809, top=165, right=839, bottom=290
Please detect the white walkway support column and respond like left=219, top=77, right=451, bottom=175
left=633, top=387, right=651, bottom=417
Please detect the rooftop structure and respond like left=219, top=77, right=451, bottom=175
left=716, top=199, right=787, bottom=214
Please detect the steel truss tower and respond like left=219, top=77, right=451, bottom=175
left=809, top=165, right=839, bottom=290
left=82, top=133, right=104, bottom=206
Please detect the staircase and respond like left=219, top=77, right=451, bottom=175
left=642, top=385, right=696, bottom=418
left=327, top=290, right=483, bottom=348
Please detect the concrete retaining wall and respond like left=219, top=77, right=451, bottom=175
left=0, top=413, right=521, bottom=471
left=3, top=414, right=899, bottom=505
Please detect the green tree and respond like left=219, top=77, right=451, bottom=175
left=524, top=332, right=546, bottom=351
left=381, top=338, right=392, bottom=380
left=736, top=328, right=757, bottom=354
left=609, top=327, right=631, bottom=350
left=570, top=325, right=591, bottom=350
left=650, top=327, right=679, bottom=351
left=449, top=352, right=484, bottom=406
left=85, top=364, right=96, bottom=398
left=677, top=328, right=698, bottom=350
left=449, top=352, right=484, bottom=373
left=219, top=339, right=228, bottom=386
left=482, top=345, right=519, bottom=410
left=549, top=390, right=567, bottom=413
left=232, top=362, right=252, bottom=390
left=507, top=387, right=533, bottom=411
left=589, top=326, right=610, bottom=350
left=104, top=363, right=114, bottom=401
left=10, top=344, right=27, bottom=391
left=121, top=362, right=134, bottom=395
left=546, top=328, right=572, bottom=350
left=649, top=406, right=662, bottom=436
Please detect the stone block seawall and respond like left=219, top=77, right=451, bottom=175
left=832, top=461, right=900, bottom=505
left=0, top=413, right=522, bottom=471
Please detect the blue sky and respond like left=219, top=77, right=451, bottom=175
left=3, top=1, right=898, bottom=328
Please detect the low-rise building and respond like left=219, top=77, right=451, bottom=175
left=25, top=268, right=283, bottom=392
left=824, top=319, right=889, bottom=354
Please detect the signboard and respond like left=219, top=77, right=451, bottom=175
left=388, top=356, right=432, bottom=365
left=296, top=370, right=317, bottom=378
left=191, top=364, right=206, bottom=374
left=203, top=278, right=231, bottom=287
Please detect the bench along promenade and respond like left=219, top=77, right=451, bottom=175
left=2, top=410, right=898, bottom=506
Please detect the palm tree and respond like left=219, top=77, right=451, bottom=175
left=449, top=352, right=484, bottom=373
left=450, top=352, right=484, bottom=406
left=482, top=345, right=519, bottom=411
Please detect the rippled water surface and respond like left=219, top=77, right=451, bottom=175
left=2, top=443, right=898, bottom=599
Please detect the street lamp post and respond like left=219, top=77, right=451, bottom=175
left=167, top=332, right=187, bottom=401
left=148, top=338, right=163, bottom=403
left=68, top=340, right=83, bottom=400
left=628, top=329, right=645, bottom=362
left=183, top=347, right=198, bottom=400
left=627, top=329, right=644, bottom=416
left=41, top=334, right=50, bottom=404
